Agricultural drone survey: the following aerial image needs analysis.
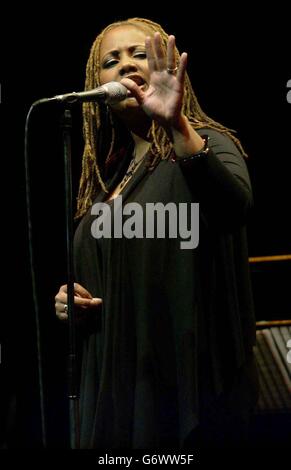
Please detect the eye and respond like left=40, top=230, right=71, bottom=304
left=102, top=59, right=118, bottom=69
left=133, top=51, right=147, bottom=59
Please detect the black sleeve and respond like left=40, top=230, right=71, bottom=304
left=176, top=128, right=253, bottom=228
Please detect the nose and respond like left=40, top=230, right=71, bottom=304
left=118, top=59, right=138, bottom=76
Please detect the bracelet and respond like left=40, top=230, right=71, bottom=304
left=171, top=135, right=210, bottom=163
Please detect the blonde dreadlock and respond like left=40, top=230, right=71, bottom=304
left=76, top=17, right=247, bottom=219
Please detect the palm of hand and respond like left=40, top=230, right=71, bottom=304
left=141, top=70, right=184, bottom=125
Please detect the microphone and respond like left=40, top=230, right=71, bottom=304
left=46, top=81, right=129, bottom=104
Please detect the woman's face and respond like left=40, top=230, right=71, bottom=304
left=99, top=25, right=151, bottom=114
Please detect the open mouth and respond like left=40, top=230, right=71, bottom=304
left=127, top=75, right=145, bottom=87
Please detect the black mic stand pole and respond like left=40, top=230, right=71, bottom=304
left=60, top=107, right=80, bottom=449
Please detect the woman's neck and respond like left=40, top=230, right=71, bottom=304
left=116, top=107, right=151, bottom=141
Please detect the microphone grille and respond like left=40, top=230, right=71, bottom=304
left=103, top=82, right=128, bottom=104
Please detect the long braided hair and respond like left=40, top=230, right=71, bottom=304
left=76, top=17, right=247, bottom=219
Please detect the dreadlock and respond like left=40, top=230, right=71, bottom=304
left=76, top=17, right=247, bottom=219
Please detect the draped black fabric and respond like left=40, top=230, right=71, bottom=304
left=73, top=128, right=258, bottom=449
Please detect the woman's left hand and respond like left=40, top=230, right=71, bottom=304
left=120, top=32, right=187, bottom=129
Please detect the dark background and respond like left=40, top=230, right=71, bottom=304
left=1, top=4, right=290, bottom=452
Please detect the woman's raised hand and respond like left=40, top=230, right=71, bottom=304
left=121, top=33, right=187, bottom=128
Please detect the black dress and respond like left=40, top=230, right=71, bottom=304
left=73, top=128, right=259, bottom=449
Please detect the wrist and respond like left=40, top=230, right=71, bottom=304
left=170, top=113, right=188, bottom=133
left=172, top=134, right=210, bottom=163
left=170, top=115, right=205, bottom=157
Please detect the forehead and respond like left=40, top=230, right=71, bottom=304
left=100, top=25, right=149, bottom=57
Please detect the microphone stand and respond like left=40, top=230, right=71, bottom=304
left=60, top=107, right=80, bottom=449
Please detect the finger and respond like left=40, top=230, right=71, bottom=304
left=55, top=299, right=67, bottom=312
left=91, top=298, right=103, bottom=306
left=176, top=52, right=187, bottom=84
left=154, top=32, right=166, bottom=71
left=55, top=294, right=101, bottom=309
left=73, top=283, right=93, bottom=299
left=57, top=283, right=92, bottom=299
left=56, top=312, right=68, bottom=321
left=167, top=35, right=176, bottom=71
left=145, top=36, right=157, bottom=73
left=55, top=299, right=68, bottom=320
left=59, top=284, right=68, bottom=293
left=120, top=78, right=144, bottom=104
left=78, top=297, right=103, bottom=309
left=56, top=298, right=102, bottom=321
left=55, top=291, right=67, bottom=304
left=74, top=297, right=100, bottom=308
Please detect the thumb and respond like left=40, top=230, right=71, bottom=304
left=90, top=297, right=103, bottom=306
left=120, top=78, right=143, bottom=104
